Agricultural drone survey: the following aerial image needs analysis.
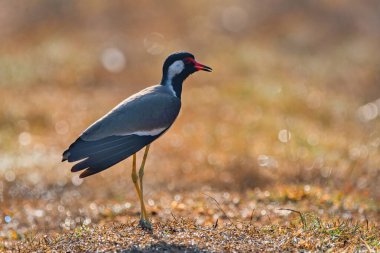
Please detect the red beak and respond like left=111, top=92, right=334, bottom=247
left=194, top=61, right=212, bottom=72
left=186, top=57, right=212, bottom=72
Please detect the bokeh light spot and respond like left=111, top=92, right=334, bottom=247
left=4, top=215, right=12, bottom=223
left=101, top=47, right=126, bottom=73
left=278, top=129, right=291, bottom=143
left=257, top=155, right=278, bottom=168
left=357, top=102, right=378, bottom=122
left=71, top=175, right=83, bottom=186
left=143, top=33, right=165, bottom=55
left=18, top=132, right=32, bottom=146
left=5, top=170, right=16, bottom=182
left=83, top=217, right=91, bottom=225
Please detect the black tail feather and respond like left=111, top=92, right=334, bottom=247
left=62, top=134, right=158, bottom=177
left=63, top=136, right=133, bottom=162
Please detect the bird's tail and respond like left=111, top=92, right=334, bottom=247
left=62, top=135, right=157, bottom=178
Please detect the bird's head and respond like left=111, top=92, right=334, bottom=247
left=162, top=52, right=212, bottom=82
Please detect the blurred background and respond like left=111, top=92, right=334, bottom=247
left=1, top=0, right=379, bottom=237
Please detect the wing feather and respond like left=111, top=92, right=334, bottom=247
left=81, top=85, right=181, bottom=141
left=66, top=134, right=159, bottom=177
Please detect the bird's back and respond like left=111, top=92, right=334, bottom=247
left=82, top=85, right=181, bottom=141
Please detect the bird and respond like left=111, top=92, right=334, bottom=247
left=62, top=52, right=212, bottom=229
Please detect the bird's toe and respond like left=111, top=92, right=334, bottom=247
left=139, top=219, right=153, bottom=231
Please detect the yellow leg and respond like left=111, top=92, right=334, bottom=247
left=131, top=147, right=152, bottom=230
left=131, top=154, right=144, bottom=220
left=139, top=145, right=150, bottom=221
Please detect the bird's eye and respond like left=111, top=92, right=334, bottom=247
left=184, top=57, right=194, bottom=64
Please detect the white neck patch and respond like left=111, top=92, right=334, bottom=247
left=165, top=60, right=184, bottom=97
left=168, top=60, right=185, bottom=80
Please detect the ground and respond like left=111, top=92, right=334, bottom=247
left=3, top=188, right=380, bottom=251
left=1, top=1, right=380, bottom=252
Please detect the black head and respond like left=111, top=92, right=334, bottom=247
left=161, top=52, right=212, bottom=98
left=162, top=52, right=212, bottom=81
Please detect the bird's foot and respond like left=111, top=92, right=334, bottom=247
left=139, top=219, right=152, bottom=231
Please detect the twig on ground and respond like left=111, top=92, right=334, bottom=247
left=279, top=208, right=307, bottom=230
left=213, top=218, right=219, bottom=229
left=170, top=211, right=179, bottom=223
left=202, top=192, right=237, bottom=229
left=249, top=209, right=255, bottom=224
left=360, top=237, right=374, bottom=253
left=365, top=215, right=369, bottom=231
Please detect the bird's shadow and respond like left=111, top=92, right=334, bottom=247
left=121, top=241, right=209, bottom=253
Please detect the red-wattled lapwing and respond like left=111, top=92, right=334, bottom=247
left=62, top=52, right=212, bottom=229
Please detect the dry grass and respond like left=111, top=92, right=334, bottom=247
left=3, top=187, right=380, bottom=252
left=6, top=219, right=380, bottom=252
left=1, top=1, right=380, bottom=252
left=2, top=186, right=380, bottom=252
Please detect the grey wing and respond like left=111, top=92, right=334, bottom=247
left=62, top=86, right=181, bottom=178
left=82, top=86, right=181, bottom=141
